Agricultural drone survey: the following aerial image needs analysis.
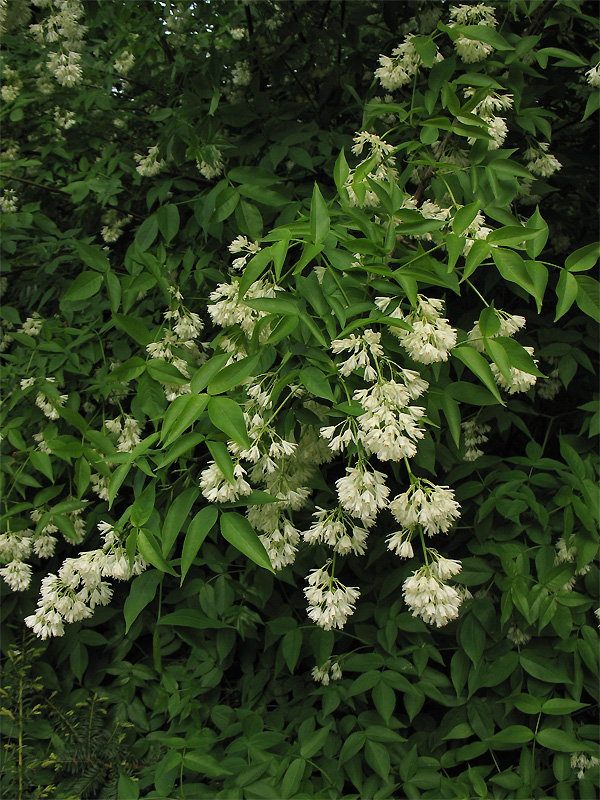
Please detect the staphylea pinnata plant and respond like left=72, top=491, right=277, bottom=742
left=1, top=0, right=599, bottom=798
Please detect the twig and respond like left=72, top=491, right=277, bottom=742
left=2, top=174, right=145, bottom=220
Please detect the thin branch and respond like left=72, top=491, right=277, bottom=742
left=3, top=174, right=145, bottom=220
left=524, top=0, right=557, bottom=37
left=245, top=4, right=254, bottom=37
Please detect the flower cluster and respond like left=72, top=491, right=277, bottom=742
left=24, top=521, right=147, bottom=639
left=524, top=142, right=562, bottom=178
left=114, top=49, right=134, bottom=74
left=374, top=34, right=442, bottom=91
left=388, top=480, right=461, bottom=540
left=403, top=561, right=464, bottom=627
left=30, top=0, right=86, bottom=86
left=330, top=329, right=383, bottom=381
left=304, top=506, right=370, bottom=556
left=311, top=659, right=343, bottom=685
left=345, top=131, right=396, bottom=207
left=134, top=144, right=164, bottom=177
left=461, top=419, right=491, bottom=461
left=1, top=65, right=22, bottom=102
left=197, top=145, right=224, bottom=180
left=585, top=64, right=600, bottom=87
left=336, top=463, right=389, bottom=526
left=101, top=209, right=132, bottom=243
left=228, top=235, right=261, bottom=271
left=200, top=461, right=252, bottom=503
left=389, top=296, right=457, bottom=364
left=208, top=278, right=279, bottom=340
left=0, top=189, right=18, bottom=213
left=304, top=562, right=360, bottom=631
left=105, top=414, right=142, bottom=453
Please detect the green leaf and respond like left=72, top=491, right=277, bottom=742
left=487, top=226, right=540, bottom=247
left=244, top=295, right=300, bottom=315
left=238, top=247, right=275, bottom=295
left=463, top=239, right=490, bottom=280
left=282, top=628, right=302, bottom=673
left=135, top=215, right=158, bottom=252
left=235, top=199, right=263, bottom=240
left=220, top=512, right=274, bottom=572
left=108, top=463, right=131, bottom=508
left=124, top=570, right=163, bottom=633
left=207, top=352, right=261, bottom=395
left=62, top=271, right=104, bottom=302
left=147, top=359, right=188, bottom=385
left=281, top=758, right=305, bottom=799
left=107, top=356, right=147, bottom=383
left=137, top=529, right=178, bottom=576
left=105, top=271, right=121, bottom=313
left=334, top=148, right=350, bottom=193
left=113, top=313, right=153, bottom=346
left=525, top=208, right=548, bottom=258
left=208, top=396, right=250, bottom=448
left=130, top=481, right=156, bottom=528
left=554, top=270, right=579, bottom=321
left=453, top=347, right=503, bottom=403
left=162, top=486, right=200, bottom=557
left=207, top=440, right=235, bottom=483
left=339, top=731, right=366, bottom=764
left=182, top=752, right=232, bottom=777
left=181, top=506, right=219, bottom=583
left=239, top=185, right=288, bottom=206
left=158, top=609, right=231, bottom=629
left=310, top=182, right=330, bottom=245
left=300, top=727, right=330, bottom=759
left=486, top=726, right=534, bottom=745
left=495, top=337, right=545, bottom=376
left=461, top=24, right=513, bottom=50
left=365, top=740, right=390, bottom=782
left=541, top=698, right=588, bottom=715
left=459, top=613, right=487, bottom=665
left=299, top=367, right=335, bottom=402
left=190, top=353, right=231, bottom=393
left=161, top=393, right=209, bottom=447
left=29, top=451, right=54, bottom=482
left=478, top=305, right=501, bottom=338
left=492, top=248, right=543, bottom=308
left=157, top=204, right=180, bottom=244
left=519, top=653, right=572, bottom=683
left=73, top=240, right=110, bottom=272
left=452, top=202, right=480, bottom=235
left=536, top=728, right=589, bottom=752
left=575, top=275, right=600, bottom=322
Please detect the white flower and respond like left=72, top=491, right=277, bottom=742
left=354, top=381, right=426, bottom=462
left=507, top=626, right=531, bottom=646
left=525, top=142, right=562, bottom=178
left=230, top=27, right=246, bottom=40
left=304, top=562, right=360, bottom=630
left=454, top=35, right=494, bottom=63
left=374, top=34, right=442, bottom=91
left=331, top=329, right=382, bottom=380
left=403, top=566, right=463, bottom=627
left=0, top=559, right=32, bottom=591
left=116, top=415, right=142, bottom=453
left=389, top=481, right=461, bottom=536
left=46, top=50, right=83, bottom=86
left=134, top=144, right=164, bottom=177
left=461, top=419, right=491, bottom=461
left=200, top=460, right=252, bottom=503
left=585, top=65, right=600, bottom=87
left=35, top=392, right=68, bottom=420
left=304, top=507, right=369, bottom=556
left=0, top=189, right=18, bottom=212
left=336, top=464, right=389, bottom=525
left=393, top=296, right=457, bottom=364
left=449, top=4, right=497, bottom=25
left=232, top=60, right=251, bottom=86
left=114, top=50, right=135, bottom=74
left=0, top=531, right=32, bottom=562
left=19, top=314, right=43, bottom=336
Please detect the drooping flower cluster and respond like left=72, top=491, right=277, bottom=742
left=30, top=0, right=86, bottom=86
left=465, top=89, right=513, bottom=150
left=461, top=419, right=491, bottom=461
left=105, top=414, right=143, bottom=453
left=1, top=65, right=22, bottom=102
left=336, top=463, right=389, bottom=526
left=311, top=659, right=343, bottom=685
left=228, top=235, right=261, bottom=271
left=524, top=142, right=562, bottom=178
left=304, top=561, right=360, bottom=631
left=208, top=278, right=280, bottom=341
left=585, top=64, right=600, bottom=87
left=197, top=145, right=224, bottom=180
left=346, top=131, right=396, bottom=206
left=388, top=296, right=457, bottom=364
left=374, top=34, right=442, bottom=91
left=134, top=144, right=164, bottom=177
left=200, top=461, right=252, bottom=503
left=403, top=561, right=464, bottom=626
left=330, top=329, right=383, bottom=381
left=304, top=506, right=370, bottom=556
left=114, top=49, right=135, bottom=74
left=24, top=521, right=147, bottom=639
left=388, top=480, right=461, bottom=542
left=101, top=209, right=131, bottom=243
left=0, top=189, right=18, bottom=213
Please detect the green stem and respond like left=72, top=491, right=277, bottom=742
left=465, top=279, right=489, bottom=307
